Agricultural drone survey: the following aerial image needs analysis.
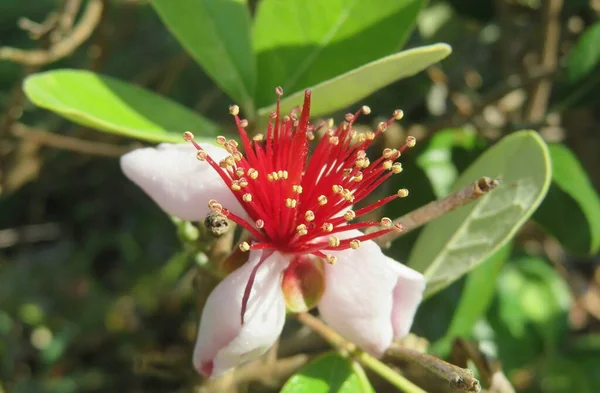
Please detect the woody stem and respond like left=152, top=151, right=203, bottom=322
left=372, top=176, right=500, bottom=246
left=296, top=312, right=427, bottom=393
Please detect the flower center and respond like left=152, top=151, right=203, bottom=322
left=183, top=88, right=415, bottom=264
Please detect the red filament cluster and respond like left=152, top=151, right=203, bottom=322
left=183, top=88, right=415, bottom=265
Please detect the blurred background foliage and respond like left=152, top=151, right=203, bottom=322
left=1, top=0, right=600, bottom=392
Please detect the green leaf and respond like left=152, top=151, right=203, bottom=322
left=281, top=352, right=374, bottom=393
left=23, top=69, right=219, bottom=143
left=417, top=127, right=482, bottom=198
left=566, top=22, right=600, bottom=84
left=151, top=0, right=255, bottom=113
left=408, top=131, right=551, bottom=297
left=253, top=0, right=425, bottom=107
left=431, top=243, right=512, bottom=355
left=257, top=44, right=451, bottom=121
left=534, top=144, right=600, bottom=254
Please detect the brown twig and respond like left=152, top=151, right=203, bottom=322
left=524, top=0, right=563, bottom=122
left=374, top=177, right=500, bottom=247
left=385, top=344, right=481, bottom=393
left=11, top=123, right=134, bottom=157
left=0, top=0, right=103, bottom=66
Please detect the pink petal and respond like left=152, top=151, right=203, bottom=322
left=318, top=231, right=397, bottom=356
left=193, top=251, right=290, bottom=377
left=385, top=256, right=426, bottom=340
left=120, top=143, right=245, bottom=221
left=317, top=230, right=425, bottom=356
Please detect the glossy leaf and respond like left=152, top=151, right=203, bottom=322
left=281, top=352, right=374, bottom=393
left=23, top=70, right=219, bottom=143
left=257, top=44, right=451, bottom=121
left=408, top=131, right=551, bottom=297
left=253, top=0, right=425, bottom=107
left=151, top=0, right=255, bottom=113
left=566, top=22, right=600, bottom=84
left=417, top=128, right=482, bottom=198
left=534, top=144, right=600, bottom=254
left=432, top=244, right=512, bottom=355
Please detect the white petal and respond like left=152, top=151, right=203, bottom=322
left=385, top=257, right=426, bottom=340
left=193, top=251, right=290, bottom=377
left=120, top=143, right=245, bottom=221
left=318, top=230, right=397, bottom=356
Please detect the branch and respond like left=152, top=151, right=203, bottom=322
left=12, top=123, right=134, bottom=157
left=0, top=0, right=103, bottom=66
left=374, top=177, right=500, bottom=247
left=296, top=312, right=427, bottom=393
left=385, top=345, right=481, bottom=393
left=524, top=0, right=563, bottom=122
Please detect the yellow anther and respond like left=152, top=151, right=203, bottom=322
left=196, top=151, right=207, bottom=161
left=235, top=168, right=245, bottom=177
left=277, top=170, right=284, bottom=179
left=292, top=185, right=303, bottom=194
left=393, top=109, right=404, bottom=120
left=355, top=157, right=366, bottom=167
left=208, top=200, right=223, bottom=213
left=253, top=134, right=264, bottom=141
left=365, top=131, right=375, bottom=140
left=271, top=171, right=279, bottom=181
left=239, top=241, right=250, bottom=252
left=342, top=189, right=355, bottom=202
left=183, top=131, right=194, bottom=141
left=350, top=239, right=361, bottom=249
left=232, top=152, right=243, bottom=162
left=231, top=182, right=241, bottom=191
left=357, top=134, right=367, bottom=143
left=362, top=158, right=370, bottom=168
left=382, top=148, right=395, bottom=159
left=398, top=188, right=409, bottom=198
left=305, top=210, right=315, bottom=222
left=267, top=173, right=274, bottom=182
left=343, top=168, right=353, bottom=177
left=239, top=119, right=249, bottom=128
left=329, top=136, right=339, bottom=145
left=325, top=255, right=338, bottom=265
left=322, top=223, right=333, bottom=232
left=216, top=135, right=227, bottom=145
left=328, top=236, right=341, bottom=247
left=345, top=113, right=354, bottom=122
left=239, top=178, right=249, bottom=187
left=377, top=122, right=388, bottom=132
left=343, top=210, right=356, bottom=221
left=225, top=156, right=236, bottom=167
left=356, top=150, right=366, bottom=158
left=286, top=198, right=297, bottom=208
left=228, top=139, right=239, bottom=148
left=383, top=160, right=393, bottom=170
left=353, top=172, right=363, bottom=182
left=362, top=105, right=371, bottom=115
left=248, top=168, right=258, bottom=179
left=392, top=163, right=403, bottom=174
left=332, top=185, right=343, bottom=194
left=318, top=195, right=328, bottom=206
left=229, top=105, right=240, bottom=116
left=307, top=131, right=315, bottom=140
left=256, top=219, right=265, bottom=229
left=380, top=217, right=392, bottom=227
left=406, top=136, right=416, bottom=147
left=296, top=224, right=308, bottom=236
left=242, top=193, right=252, bottom=202
left=282, top=170, right=289, bottom=179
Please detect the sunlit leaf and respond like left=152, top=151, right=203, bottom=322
left=534, top=143, right=600, bottom=254
left=432, top=244, right=511, bottom=355
left=253, top=0, right=425, bottom=107
left=257, top=44, right=451, bottom=121
left=408, top=131, right=551, bottom=297
left=23, top=70, right=220, bottom=143
left=281, top=352, right=374, bottom=393
left=151, top=0, right=256, bottom=113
